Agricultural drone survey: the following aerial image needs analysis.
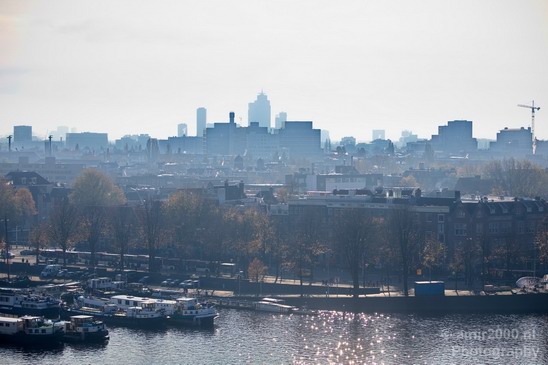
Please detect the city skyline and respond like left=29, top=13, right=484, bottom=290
left=1, top=0, right=547, bottom=142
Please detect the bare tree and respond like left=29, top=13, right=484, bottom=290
left=291, top=206, right=326, bottom=295
left=333, top=209, right=377, bottom=298
left=47, top=197, right=79, bottom=267
left=136, top=199, right=164, bottom=273
left=71, top=169, right=126, bottom=268
left=388, top=205, right=419, bottom=297
left=108, top=205, right=136, bottom=271
left=29, top=223, right=48, bottom=265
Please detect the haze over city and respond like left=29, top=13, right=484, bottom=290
left=1, top=0, right=547, bottom=142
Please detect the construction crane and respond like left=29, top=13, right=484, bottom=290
left=518, top=100, right=540, bottom=154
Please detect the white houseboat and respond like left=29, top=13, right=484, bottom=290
left=0, top=288, right=61, bottom=318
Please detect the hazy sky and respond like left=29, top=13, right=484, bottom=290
left=1, top=0, right=547, bottom=142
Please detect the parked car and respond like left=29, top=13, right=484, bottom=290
left=138, top=276, right=150, bottom=284
left=180, top=279, right=193, bottom=288
left=19, top=249, right=35, bottom=256
left=56, top=269, right=68, bottom=278
left=1, top=251, right=15, bottom=259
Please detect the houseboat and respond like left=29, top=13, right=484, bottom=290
left=110, top=294, right=218, bottom=327
left=62, top=315, right=109, bottom=343
left=0, top=288, right=61, bottom=318
left=62, top=295, right=167, bottom=327
left=170, top=297, right=218, bottom=328
left=0, top=315, right=64, bottom=345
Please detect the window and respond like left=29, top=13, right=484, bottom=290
left=476, top=224, right=483, bottom=235
left=488, top=222, right=499, bottom=234
left=500, top=222, right=511, bottom=234
left=517, top=221, right=525, bottom=235
left=457, top=210, right=466, bottom=218
left=455, top=223, right=467, bottom=236
left=438, top=214, right=445, bottom=223
left=438, top=223, right=445, bottom=234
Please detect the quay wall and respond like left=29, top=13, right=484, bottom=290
left=283, top=293, right=548, bottom=314
left=201, top=277, right=380, bottom=296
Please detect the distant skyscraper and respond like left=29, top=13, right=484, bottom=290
left=52, top=126, right=69, bottom=141
left=372, top=130, right=385, bottom=140
left=197, top=107, right=207, bottom=137
left=13, top=125, right=32, bottom=143
left=178, top=123, right=188, bottom=137
left=431, top=120, right=477, bottom=154
left=275, top=112, right=287, bottom=129
left=248, top=92, right=271, bottom=128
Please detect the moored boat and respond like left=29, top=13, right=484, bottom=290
left=62, top=315, right=109, bottom=343
left=108, top=294, right=217, bottom=327
left=254, top=298, right=295, bottom=314
left=170, top=297, right=218, bottom=328
left=0, top=315, right=64, bottom=345
left=0, top=288, right=61, bottom=318
left=62, top=295, right=167, bottom=328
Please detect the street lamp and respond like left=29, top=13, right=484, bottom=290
left=3, top=217, right=10, bottom=281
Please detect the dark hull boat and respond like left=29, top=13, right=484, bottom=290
left=62, top=315, right=109, bottom=343
left=0, top=315, right=64, bottom=345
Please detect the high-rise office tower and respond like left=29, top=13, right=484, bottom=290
left=275, top=112, right=287, bottom=129
left=197, top=107, right=207, bottom=137
left=14, top=125, right=32, bottom=143
left=248, top=92, right=271, bottom=128
left=178, top=123, right=188, bottom=137
left=372, top=130, right=385, bottom=140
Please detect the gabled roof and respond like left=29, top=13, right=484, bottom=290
left=5, top=171, right=50, bottom=185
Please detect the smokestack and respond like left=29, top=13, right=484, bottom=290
left=229, top=112, right=235, bottom=124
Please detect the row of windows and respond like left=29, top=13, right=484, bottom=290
left=465, top=222, right=538, bottom=236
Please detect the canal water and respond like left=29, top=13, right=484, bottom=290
left=2, top=310, right=547, bottom=364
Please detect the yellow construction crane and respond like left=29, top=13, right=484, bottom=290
left=518, top=100, right=540, bottom=153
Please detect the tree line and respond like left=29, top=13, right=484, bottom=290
left=3, top=166, right=548, bottom=298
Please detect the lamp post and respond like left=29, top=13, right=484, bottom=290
left=4, top=217, right=10, bottom=281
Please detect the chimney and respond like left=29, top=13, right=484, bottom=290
left=229, top=112, right=235, bottom=124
